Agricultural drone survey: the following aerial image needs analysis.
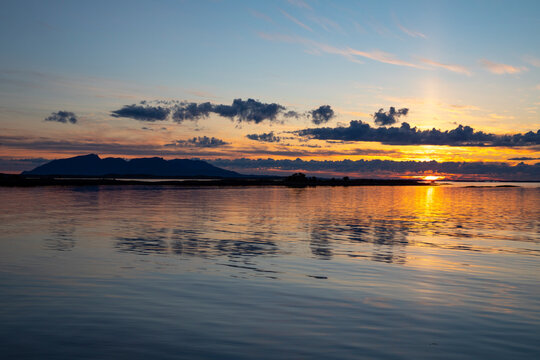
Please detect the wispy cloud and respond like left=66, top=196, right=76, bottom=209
left=250, top=10, right=273, bottom=23
left=367, top=19, right=395, bottom=38
left=480, top=59, right=527, bottom=74
left=420, top=58, right=472, bottom=76
left=280, top=10, right=312, bottom=32
left=489, top=113, right=515, bottom=120
left=393, top=15, right=426, bottom=39
left=524, top=55, right=540, bottom=67
left=397, top=23, right=426, bottom=39
left=0, top=134, right=400, bottom=161
left=353, top=22, right=366, bottom=34
left=347, top=49, right=422, bottom=68
left=307, top=14, right=343, bottom=33
left=287, top=0, right=312, bottom=11
left=259, top=33, right=422, bottom=68
left=258, top=33, right=362, bottom=63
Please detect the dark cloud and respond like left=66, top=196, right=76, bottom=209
left=310, top=105, right=335, bottom=125
left=212, top=98, right=285, bottom=123
left=167, top=136, right=229, bottom=148
left=296, top=121, right=540, bottom=147
left=373, top=107, right=409, bottom=126
left=209, top=158, right=540, bottom=180
left=284, top=110, right=300, bottom=118
left=111, top=104, right=170, bottom=121
left=44, top=111, right=78, bottom=124
left=246, top=132, right=281, bottom=142
left=112, top=98, right=303, bottom=124
left=172, top=102, right=213, bottom=122
left=508, top=157, right=540, bottom=161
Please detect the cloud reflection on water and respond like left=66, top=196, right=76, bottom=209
left=34, top=186, right=539, bottom=275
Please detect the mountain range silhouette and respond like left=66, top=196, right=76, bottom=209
left=22, top=154, right=241, bottom=177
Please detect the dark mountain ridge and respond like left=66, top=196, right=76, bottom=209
left=22, top=154, right=241, bottom=177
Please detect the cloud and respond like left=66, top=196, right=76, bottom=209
left=258, top=33, right=360, bottom=63
left=373, top=107, right=409, bottom=126
left=209, top=158, right=540, bottom=180
left=287, top=0, right=312, bottom=10
left=284, top=110, right=300, bottom=118
left=111, top=98, right=308, bottom=124
left=0, top=135, right=230, bottom=157
left=524, top=56, right=540, bottom=67
left=167, top=136, right=229, bottom=148
left=250, top=10, right=273, bottom=23
left=295, top=121, right=540, bottom=147
left=306, top=14, right=343, bottom=33
left=44, top=111, right=78, bottom=124
left=246, top=132, right=282, bottom=142
left=420, top=58, right=472, bottom=75
left=395, top=21, right=426, bottom=39
left=212, top=98, right=286, bottom=123
left=310, top=105, right=335, bottom=125
left=280, top=10, right=312, bottom=32
left=347, top=48, right=421, bottom=68
left=171, top=102, right=213, bottom=122
left=0, top=134, right=404, bottom=162
left=111, top=104, right=170, bottom=121
left=507, top=157, right=540, bottom=161
left=480, top=59, right=527, bottom=74
left=258, top=33, right=423, bottom=68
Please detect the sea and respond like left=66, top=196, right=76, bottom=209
left=1, top=183, right=539, bottom=359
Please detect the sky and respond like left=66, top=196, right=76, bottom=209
left=1, top=0, right=539, bottom=179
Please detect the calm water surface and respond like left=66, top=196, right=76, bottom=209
left=1, top=185, right=539, bottom=359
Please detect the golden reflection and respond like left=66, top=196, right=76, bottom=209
left=6, top=185, right=534, bottom=276
left=425, top=186, right=434, bottom=209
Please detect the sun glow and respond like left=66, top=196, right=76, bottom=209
left=423, top=175, right=444, bottom=181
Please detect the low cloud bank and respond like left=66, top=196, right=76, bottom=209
left=210, top=158, right=540, bottom=180
left=296, top=121, right=540, bottom=147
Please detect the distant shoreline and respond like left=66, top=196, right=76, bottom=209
left=0, top=174, right=428, bottom=187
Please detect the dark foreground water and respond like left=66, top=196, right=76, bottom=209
left=0, top=184, right=539, bottom=359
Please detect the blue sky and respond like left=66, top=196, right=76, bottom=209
left=0, top=0, right=539, bottom=178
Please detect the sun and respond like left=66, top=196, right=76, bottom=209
left=423, top=175, right=444, bottom=181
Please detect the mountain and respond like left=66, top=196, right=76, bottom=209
left=22, top=154, right=242, bottom=177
